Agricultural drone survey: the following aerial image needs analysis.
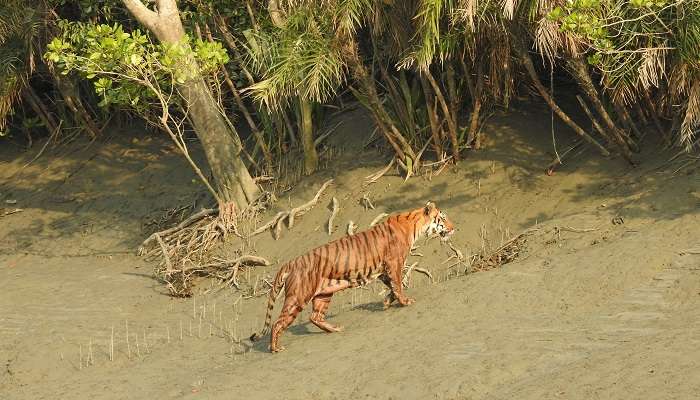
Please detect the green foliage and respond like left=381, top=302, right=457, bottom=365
left=244, top=6, right=349, bottom=109
left=45, top=20, right=229, bottom=112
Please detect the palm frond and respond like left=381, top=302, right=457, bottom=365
left=680, top=80, right=700, bottom=150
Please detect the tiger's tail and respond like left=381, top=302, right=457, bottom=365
left=249, top=262, right=290, bottom=342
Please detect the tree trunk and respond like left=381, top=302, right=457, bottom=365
left=419, top=76, right=444, bottom=158
left=445, top=63, right=460, bottom=143
left=423, top=69, right=460, bottom=161
left=567, top=56, right=636, bottom=160
left=22, top=85, right=58, bottom=135
left=122, top=0, right=259, bottom=208
left=467, top=61, right=484, bottom=149
left=299, top=99, right=318, bottom=175
left=344, top=40, right=415, bottom=164
left=513, top=37, right=610, bottom=157
left=221, top=63, right=273, bottom=173
left=643, top=91, right=669, bottom=144
left=53, top=74, right=101, bottom=139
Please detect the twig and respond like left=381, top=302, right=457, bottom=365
left=154, top=233, right=172, bottom=271
left=446, top=240, right=464, bottom=261
left=422, top=156, right=453, bottom=168
left=413, top=267, right=434, bottom=282
left=360, top=194, right=375, bottom=210
left=328, top=197, right=339, bottom=235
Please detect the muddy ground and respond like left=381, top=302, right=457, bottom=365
left=1, top=103, right=699, bottom=399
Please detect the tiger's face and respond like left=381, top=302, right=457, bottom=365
left=423, top=202, right=455, bottom=241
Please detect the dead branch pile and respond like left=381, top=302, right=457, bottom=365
left=159, top=255, right=270, bottom=297
left=250, top=179, right=333, bottom=239
left=469, top=229, right=537, bottom=272
left=138, top=194, right=274, bottom=297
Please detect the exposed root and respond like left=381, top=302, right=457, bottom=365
left=250, top=179, right=333, bottom=239
left=159, top=254, right=271, bottom=297
left=288, top=179, right=333, bottom=228
left=138, top=195, right=273, bottom=297
left=328, top=197, right=339, bottom=235
left=251, top=211, right=287, bottom=237
left=370, top=212, right=389, bottom=227
left=139, top=208, right=218, bottom=254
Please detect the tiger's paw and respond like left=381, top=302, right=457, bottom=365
left=271, top=345, right=286, bottom=353
left=399, top=297, right=415, bottom=306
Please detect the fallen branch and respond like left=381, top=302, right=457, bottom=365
left=364, top=158, right=395, bottom=185
left=680, top=248, right=700, bottom=255
left=328, top=197, right=339, bottom=235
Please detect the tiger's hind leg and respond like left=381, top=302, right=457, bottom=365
left=310, top=294, right=343, bottom=333
left=270, top=295, right=304, bottom=353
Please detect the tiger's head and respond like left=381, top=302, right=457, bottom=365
left=422, top=201, right=455, bottom=241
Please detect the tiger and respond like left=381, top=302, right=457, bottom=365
left=250, top=201, right=455, bottom=353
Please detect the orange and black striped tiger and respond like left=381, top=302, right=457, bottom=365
left=250, top=201, right=455, bottom=352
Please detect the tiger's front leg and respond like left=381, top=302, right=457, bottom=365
left=379, top=274, right=397, bottom=309
left=384, top=259, right=415, bottom=307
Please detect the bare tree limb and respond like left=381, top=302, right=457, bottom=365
left=122, top=0, right=159, bottom=31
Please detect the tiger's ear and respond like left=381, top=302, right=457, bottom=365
left=424, top=201, right=436, bottom=215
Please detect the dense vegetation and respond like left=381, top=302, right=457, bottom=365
left=2, top=0, right=699, bottom=213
